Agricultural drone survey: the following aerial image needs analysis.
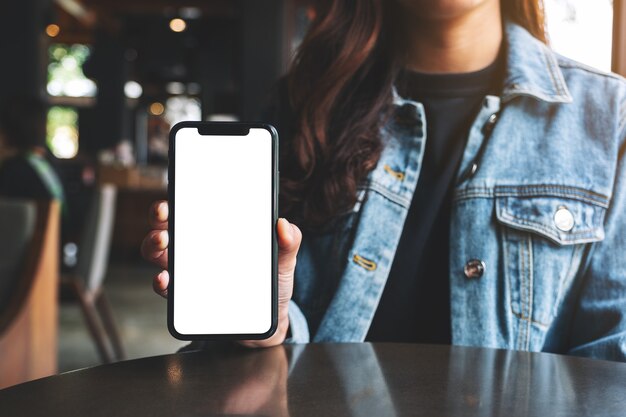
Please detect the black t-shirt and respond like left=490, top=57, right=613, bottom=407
left=366, top=59, right=504, bottom=343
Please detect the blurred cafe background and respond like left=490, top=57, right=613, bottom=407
left=0, top=0, right=622, bottom=389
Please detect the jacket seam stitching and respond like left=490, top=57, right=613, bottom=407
left=542, top=48, right=566, bottom=97
left=525, top=235, right=535, bottom=350
left=557, top=59, right=626, bottom=81
left=508, top=233, right=550, bottom=331
left=554, top=243, right=584, bottom=319
left=499, top=211, right=602, bottom=240
left=503, top=224, right=516, bottom=317
left=454, top=185, right=609, bottom=206
left=495, top=185, right=609, bottom=205
left=363, top=181, right=412, bottom=208
left=517, top=237, right=526, bottom=350
left=619, top=102, right=626, bottom=133
left=511, top=310, right=550, bottom=328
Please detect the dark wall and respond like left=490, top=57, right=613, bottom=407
left=81, top=30, right=128, bottom=152
left=0, top=0, right=49, bottom=102
left=241, top=0, right=288, bottom=120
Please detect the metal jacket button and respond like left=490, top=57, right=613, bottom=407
left=482, top=113, right=498, bottom=135
left=464, top=259, right=486, bottom=279
left=554, top=206, right=575, bottom=232
left=468, top=162, right=478, bottom=177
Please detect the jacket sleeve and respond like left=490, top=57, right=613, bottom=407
left=285, top=300, right=311, bottom=343
left=567, top=118, right=626, bottom=361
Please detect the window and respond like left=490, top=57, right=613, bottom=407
left=47, top=106, right=79, bottom=159
left=47, top=44, right=96, bottom=158
left=47, top=44, right=97, bottom=98
left=544, top=0, right=614, bottom=72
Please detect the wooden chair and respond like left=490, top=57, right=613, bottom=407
left=0, top=200, right=60, bottom=389
left=63, top=184, right=125, bottom=364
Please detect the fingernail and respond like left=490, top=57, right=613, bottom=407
left=278, top=218, right=289, bottom=232
left=153, top=231, right=166, bottom=247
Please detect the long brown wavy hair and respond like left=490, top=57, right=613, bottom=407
left=283, top=0, right=546, bottom=229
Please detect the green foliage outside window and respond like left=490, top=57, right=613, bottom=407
left=47, top=44, right=96, bottom=97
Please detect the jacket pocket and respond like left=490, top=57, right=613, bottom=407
left=494, top=186, right=607, bottom=333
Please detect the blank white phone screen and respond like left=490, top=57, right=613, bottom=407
left=173, top=127, right=273, bottom=335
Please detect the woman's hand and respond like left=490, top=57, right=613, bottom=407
left=140, top=200, right=302, bottom=347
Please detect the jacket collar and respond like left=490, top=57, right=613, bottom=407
left=391, top=21, right=573, bottom=107
left=502, top=21, right=572, bottom=103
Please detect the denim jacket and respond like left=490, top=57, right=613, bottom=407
left=286, top=22, right=626, bottom=362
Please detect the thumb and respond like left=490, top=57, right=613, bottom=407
left=276, top=218, right=302, bottom=272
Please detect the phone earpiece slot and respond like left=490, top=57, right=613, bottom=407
left=197, top=125, right=250, bottom=136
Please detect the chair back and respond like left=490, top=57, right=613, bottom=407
left=0, top=200, right=59, bottom=388
left=76, top=184, right=117, bottom=292
left=0, top=200, right=37, bottom=315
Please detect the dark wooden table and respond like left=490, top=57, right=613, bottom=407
left=1, top=343, right=625, bottom=416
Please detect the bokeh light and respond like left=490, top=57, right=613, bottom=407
left=149, top=102, right=165, bottom=116
left=45, top=24, right=60, bottom=37
left=169, top=18, right=187, bottom=33
left=124, top=81, right=143, bottom=99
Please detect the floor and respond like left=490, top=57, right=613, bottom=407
left=58, top=261, right=186, bottom=373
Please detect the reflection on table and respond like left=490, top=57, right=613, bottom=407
left=1, top=343, right=625, bottom=417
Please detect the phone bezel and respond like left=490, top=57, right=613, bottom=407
left=167, top=121, right=279, bottom=340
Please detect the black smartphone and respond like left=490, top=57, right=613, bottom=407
left=167, top=122, right=278, bottom=340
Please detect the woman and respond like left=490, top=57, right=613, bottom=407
left=142, top=0, right=626, bottom=360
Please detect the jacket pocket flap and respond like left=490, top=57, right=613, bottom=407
left=495, top=191, right=606, bottom=245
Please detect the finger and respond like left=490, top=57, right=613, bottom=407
left=152, top=270, right=169, bottom=298
left=276, top=218, right=302, bottom=274
left=140, top=230, right=169, bottom=269
left=148, top=200, right=169, bottom=229
left=238, top=221, right=300, bottom=349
